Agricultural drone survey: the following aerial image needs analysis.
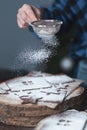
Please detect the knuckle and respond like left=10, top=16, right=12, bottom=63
left=19, top=23, right=24, bottom=29
left=22, top=5, right=25, bottom=9
left=23, top=4, right=30, bottom=9
left=23, top=4, right=27, bottom=7
left=25, top=4, right=32, bottom=10
left=19, top=25, right=23, bottom=29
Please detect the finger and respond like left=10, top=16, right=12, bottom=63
left=22, top=4, right=38, bottom=22
left=18, top=7, right=29, bottom=22
left=20, top=11, right=34, bottom=24
left=18, top=5, right=37, bottom=24
left=31, top=5, right=41, bottom=20
left=17, top=13, right=28, bottom=28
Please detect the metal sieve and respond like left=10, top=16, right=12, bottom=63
left=29, top=20, right=63, bottom=39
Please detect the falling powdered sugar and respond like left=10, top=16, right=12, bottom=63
left=14, top=34, right=59, bottom=70
left=15, top=34, right=60, bottom=65
left=16, top=48, right=52, bottom=64
left=41, top=35, right=59, bottom=46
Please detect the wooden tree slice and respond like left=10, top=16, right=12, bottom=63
left=0, top=87, right=84, bottom=127
left=0, top=72, right=85, bottom=127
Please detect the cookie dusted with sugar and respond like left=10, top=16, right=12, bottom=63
left=35, top=109, right=87, bottom=130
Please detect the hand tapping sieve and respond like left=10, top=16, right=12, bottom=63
left=29, top=20, right=63, bottom=39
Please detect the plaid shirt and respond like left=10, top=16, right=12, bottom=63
left=43, top=0, right=87, bottom=61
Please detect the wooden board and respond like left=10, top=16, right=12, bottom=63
left=0, top=72, right=85, bottom=127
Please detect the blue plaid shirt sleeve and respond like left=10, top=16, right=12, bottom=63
left=43, top=0, right=87, bottom=60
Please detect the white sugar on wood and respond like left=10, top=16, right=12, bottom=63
left=0, top=74, right=83, bottom=108
left=35, top=110, right=87, bottom=130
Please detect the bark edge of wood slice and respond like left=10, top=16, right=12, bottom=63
left=0, top=86, right=84, bottom=127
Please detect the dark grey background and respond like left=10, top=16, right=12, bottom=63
left=0, top=0, right=53, bottom=81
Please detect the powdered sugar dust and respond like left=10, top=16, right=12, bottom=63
left=15, top=35, right=59, bottom=67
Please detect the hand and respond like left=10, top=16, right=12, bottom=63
left=17, top=4, right=42, bottom=29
